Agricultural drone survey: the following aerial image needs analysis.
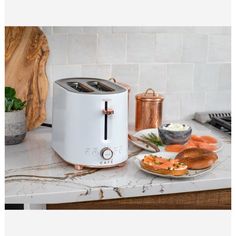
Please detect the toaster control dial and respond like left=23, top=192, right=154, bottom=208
left=101, top=147, right=113, bottom=160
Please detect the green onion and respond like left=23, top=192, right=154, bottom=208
left=141, top=132, right=163, bottom=147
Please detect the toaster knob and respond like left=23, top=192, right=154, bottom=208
left=101, top=147, right=113, bottom=160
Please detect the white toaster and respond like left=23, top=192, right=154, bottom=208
left=51, top=78, right=128, bottom=169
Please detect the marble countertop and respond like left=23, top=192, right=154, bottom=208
left=5, top=120, right=231, bottom=204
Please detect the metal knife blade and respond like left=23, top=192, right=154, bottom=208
left=128, top=134, right=160, bottom=152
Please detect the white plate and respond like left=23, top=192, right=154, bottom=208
left=131, top=128, right=223, bottom=153
left=134, top=152, right=215, bottom=179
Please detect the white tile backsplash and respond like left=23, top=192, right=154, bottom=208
left=193, top=26, right=231, bottom=35
left=53, top=27, right=83, bottom=34
left=113, top=26, right=194, bottom=33
left=167, top=64, right=193, bottom=92
left=194, top=64, right=220, bottom=91
left=83, top=27, right=112, bottom=33
left=51, top=65, right=81, bottom=81
left=68, top=34, right=97, bottom=64
left=205, top=91, right=231, bottom=111
left=45, top=80, right=54, bottom=122
left=97, top=33, right=126, bottom=63
left=219, top=64, right=231, bottom=90
left=46, top=96, right=53, bottom=123
left=208, top=35, right=231, bottom=62
left=139, top=64, right=167, bottom=92
left=128, top=85, right=140, bottom=125
left=42, top=26, right=231, bottom=124
left=151, top=27, right=194, bottom=34
left=156, top=33, right=183, bottom=62
left=180, top=92, right=206, bottom=119
left=127, top=33, right=156, bottom=62
left=162, top=93, right=181, bottom=121
left=81, top=64, right=111, bottom=78
left=112, top=27, right=149, bottom=33
left=46, top=34, right=68, bottom=65
left=42, top=27, right=52, bottom=36
left=111, top=64, right=139, bottom=86
left=182, top=34, right=208, bottom=62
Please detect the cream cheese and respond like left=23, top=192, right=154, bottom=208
left=163, top=123, right=189, bottom=131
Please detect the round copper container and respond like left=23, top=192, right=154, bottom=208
left=135, top=88, right=164, bottom=131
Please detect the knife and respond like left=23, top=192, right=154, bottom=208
left=128, top=134, right=160, bottom=152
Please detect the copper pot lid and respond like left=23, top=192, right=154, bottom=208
left=136, top=88, right=164, bottom=102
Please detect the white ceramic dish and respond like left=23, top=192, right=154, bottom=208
left=131, top=128, right=223, bottom=153
left=134, top=152, right=216, bottom=179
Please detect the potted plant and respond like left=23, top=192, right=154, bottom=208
left=5, top=87, right=27, bottom=145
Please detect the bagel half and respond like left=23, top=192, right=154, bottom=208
left=175, top=148, right=218, bottom=170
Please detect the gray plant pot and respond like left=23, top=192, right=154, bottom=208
left=5, top=110, right=26, bottom=145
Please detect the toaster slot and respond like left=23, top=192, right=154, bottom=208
left=87, top=81, right=115, bottom=92
left=67, top=82, right=93, bottom=93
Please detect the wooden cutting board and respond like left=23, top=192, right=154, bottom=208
left=5, top=26, right=49, bottom=130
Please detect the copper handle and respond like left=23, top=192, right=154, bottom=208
left=103, top=108, right=114, bottom=115
left=144, top=88, right=158, bottom=97
left=108, top=77, right=117, bottom=83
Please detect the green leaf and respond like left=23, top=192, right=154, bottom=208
left=5, top=87, right=26, bottom=112
left=12, top=98, right=26, bottom=110
left=5, top=98, right=14, bottom=112
left=5, top=87, right=16, bottom=99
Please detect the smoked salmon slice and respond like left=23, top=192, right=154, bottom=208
left=165, top=134, right=218, bottom=152
left=185, top=140, right=198, bottom=149
left=197, top=142, right=217, bottom=151
left=200, top=136, right=217, bottom=144
left=190, top=135, right=204, bottom=142
left=165, top=144, right=185, bottom=152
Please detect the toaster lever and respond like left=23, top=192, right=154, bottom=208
left=103, top=108, right=114, bottom=115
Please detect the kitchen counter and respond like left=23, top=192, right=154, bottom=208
left=5, top=120, right=231, bottom=209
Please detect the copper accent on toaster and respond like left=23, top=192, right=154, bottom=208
left=108, top=77, right=131, bottom=107
left=103, top=108, right=114, bottom=115
left=108, top=77, right=131, bottom=94
left=135, top=88, right=164, bottom=131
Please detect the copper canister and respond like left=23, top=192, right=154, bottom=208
left=135, top=88, right=164, bottom=131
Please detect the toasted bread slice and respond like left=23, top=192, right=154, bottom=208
left=140, top=158, right=188, bottom=176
